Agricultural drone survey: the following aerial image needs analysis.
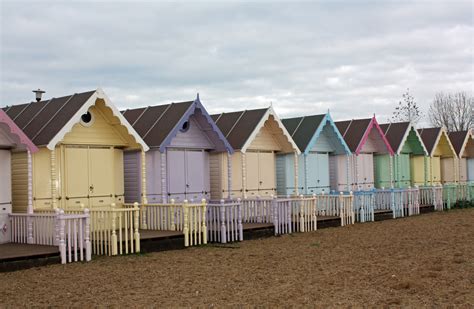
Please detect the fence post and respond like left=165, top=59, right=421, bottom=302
left=299, top=195, right=304, bottom=233
left=83, top=209, right=91, bottom=261
left=201, top=199, right=207, bottom=245
left=27, top=212, right=34, bottom=244
left=170, top=199, right=176, bottom=231
left=134, top=202, right=140, bottom=253
left=237, top=198, right=243, bottom=241
left=141, top=202, right=148, bottom=230
left=110, top=203, right=118, bottom=256
left=220, top=199, right=227, bottom=244
left=272, top=197, right=278, bottom=235
left=350, top=191, right=355, bottom=224
left=339, top=192, right=344, bottom=226
left=58, top=210, right=66, bottom=264
left=53, top=208, right=61, bottom=246
left=183, top=200, right=189, bottom=247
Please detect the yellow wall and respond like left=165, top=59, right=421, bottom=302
left=411, top=155, right=426, bottom=186
left=11, top=152, right=28, bottom=212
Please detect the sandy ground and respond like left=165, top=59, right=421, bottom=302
left=1, top=209, right=473, bottom=307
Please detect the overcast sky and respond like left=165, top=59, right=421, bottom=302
left=1, top=1, right=472, bottom=125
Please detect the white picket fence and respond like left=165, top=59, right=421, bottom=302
left=9, top=210, right=91, bottom=264
left=136, top=199, right=207, bottom=247
left=353, top=191, right=375, bottom=222
left=37, top=204, right=140, bottom=256
left=374, top=188, right=420, bottom=218
left=313, top=193, right=354, bottom=226
left=419, top=186, right=444, bottom=211
left=207, top=200, right=243, bottom=244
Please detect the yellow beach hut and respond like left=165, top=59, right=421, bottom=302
left=3, top=89, right=148, bottom=212
left=417, top=128, right=457, bottom=186
left=210, top=107, right=300, bottom=199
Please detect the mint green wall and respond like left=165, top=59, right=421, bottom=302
left=374, top=154, right=392, bottom=188
left=394, top=154, right=411, bottom=188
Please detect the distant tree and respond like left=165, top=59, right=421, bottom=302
left=429, top=92, right=473, bottom=132
left=391, top=88, right=422, bottom=125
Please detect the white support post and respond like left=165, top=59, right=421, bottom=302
left=227, top=152, right=232, bottom=200
left=201, top=198, right=207, bottom=244
left=294, top=152, right=299, bottom=197
left=161, top=152, right=167, bottom=203
left=58, top=209, right=66, bottom=264
left=220, top=199, right=227, bottom=243
left=50, top=149, right=57, bottom=209
left=83, top=208, right=91, bottom=261
left=141, top=150, right=148, bottom=205
left=134, top=202, right=140, bottom=252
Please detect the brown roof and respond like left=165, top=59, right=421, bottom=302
left=335, top=119, right=372, bottom=152
left=211, top=108, right=268, bottom=150
left=122, top=102, right=193, bottom=147
left=418, top=127, right=441, bottom=155
left=2, top=90, right=96, bottom=146
left=448, top=131, right=468, bottom=156
left=379, top=122, right=410, bottom=153
left=282, top=114, right=325, bottom=152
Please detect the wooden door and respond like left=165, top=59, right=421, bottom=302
left=363, top=154, right=375, bottom=190
left=458, top=158, right=467, bottom=182
left=411, top=155, right=425, bottom=186
left=0, top=150, right=11, bottom=207
left=89, top=147, right=114, bottom=207
left=64, top=146, right=90, bottom=208
left=167, top=149, right=186, bottom=202
left=185, top=150, right=205, bottom=202
left=258, top=151, right=275, bottom=196
left=317, top=153, right=330, bottom=193
left=399, top=154, right=411, bottom=188
left=306, top=153, right=319, bottom=194
left=245, top=152, right=259, bottom=197
left=467, top=158, right=474, bottom=181
left=441, top=157, right=455, bottom=184
left=431, top=156, right=441, bottom=184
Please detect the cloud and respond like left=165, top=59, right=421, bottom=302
left=1, top=0, right=472, bottom=128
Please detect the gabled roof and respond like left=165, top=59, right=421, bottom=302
left=122, top=95, right=233, bottom=153
left=418, top=127, right=456, bottom=157
left=211, top=107, right=300, bottom=153
left=282, top=113, right=351, bottom=155
left=448, top=130, right=473, bottom=157
left=379, top=121, right=427, bottom=155
left=3, top=88, right=149, bottom=151
left=335, top=117, right=394, bottom=155
left=0, top=109, right=38, bottom=152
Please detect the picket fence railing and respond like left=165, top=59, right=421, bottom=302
left=353, top=191, right=375, bottom=222
left=314, top=193, right=354, bottom=226
left=37, top=204, right=140, bottom=256
left=442, top=183, right=474, bottom=209
left=207, top=200, right=243, bottom=244
left=135, top=199, right=207, bottom=247
left=9, top=210, right=91, bottom=264
left=374, top=188, right=420, bottom=218
left=419, top=186, right=444, bottom=211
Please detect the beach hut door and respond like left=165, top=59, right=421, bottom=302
left=65, top=146, right=114, bottom=208
left=0, top=149, right=11, bottom=209
left=167, top=149, right=186, bottom=202
left=185, top=150, right=207, bottom=201
left=467, top=158, right=474, bottom=181
left=258, top=151, right=275, bottom=196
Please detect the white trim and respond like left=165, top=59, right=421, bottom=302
left=430, top=128, right=456, bottom=158
left=240, top=106, right=301, bottom=154
left=396, top=122, right=428, bottom=156
left=46, top=88, right=149, bottom=151
left=457, top=129, right=474, bottom=158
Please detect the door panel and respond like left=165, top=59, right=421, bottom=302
left=399, top=154, right=411, bottom=187
left=467, top=158, right=474, bottom=181
left=89, top=147, right=114, bottom=198
left=186, top=150, right=205, bottom=201
left=65, top=147, right=89, bottom=207
left=306, top=153, right=319, bottom=194
left=411, top=155, right=425, bottom=186
left=441, top=157, right=455, bottom=184
left=459, top=158, right=467, bottom=182
left=363, top=154, right=375, bottom=190
left=431, top=156, right=441, bottom=184
left=245, top=152, right=259, bottom=197
left=258, top=152, right=275, bottom=196
left=317, top=153, right=330, bottom=193
left=167, top=149, right=186, bottom=201
left=0, top=150, right=11, bottom=205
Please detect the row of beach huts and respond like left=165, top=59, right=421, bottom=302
left=0, top=88, right=473, bottom=266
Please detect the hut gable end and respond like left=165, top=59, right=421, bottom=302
left=169, top=115, right=214, bottom=149
left=62, top=102, right=128, bottom=147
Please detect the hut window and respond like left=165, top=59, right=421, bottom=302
left=180, top=121, right=190, bottom=133
left=80, top=111, right=94, bottom=127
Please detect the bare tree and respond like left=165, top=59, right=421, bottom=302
left=429, top=92, right=473, bottom=132
left=391, top=88, right=422, bottom=125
